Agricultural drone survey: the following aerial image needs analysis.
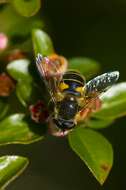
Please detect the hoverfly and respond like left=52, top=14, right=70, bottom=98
left=35, top=53, right=119, bottom=136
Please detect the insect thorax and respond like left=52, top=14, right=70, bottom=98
left=58, top=70, right=86, bottom=97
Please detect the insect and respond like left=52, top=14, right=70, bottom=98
left=35, top=53, right=119, bottom=136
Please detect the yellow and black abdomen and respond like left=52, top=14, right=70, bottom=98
left=59, top=71, right=86, bottom=97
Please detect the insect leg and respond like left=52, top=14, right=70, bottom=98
left=75, top=97, right=102, bottom=122
left=75, top=108, right=91, bottom=122
left=90, top=97, right=102, bottom=112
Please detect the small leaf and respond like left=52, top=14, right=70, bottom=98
left=7, top=59, right=32, bottom=82
left=0, top=99, right=9, bottom=120
left=68, top=57, right=100, bottom=79
left=11, top=0, right=41, bottom=17
left=16, top=81, right=40, bottom=107
left=7, top=59, right=40, bottom=106
left=69, top=127, right=113, bottom=185
left=16, top=81, right=32, bottom=107
left=32, top=29, right=54, bottom=56
left=93, top=82, right=126, bottom=119
left=0, top=114, right=45, bottom=145
left=0, top=5, right=43, bottom=38
left=0, top=156, right=28, bottom=189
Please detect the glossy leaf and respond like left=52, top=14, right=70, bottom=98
left=6, top=59, right=39, bottom=106
left=16, top=81, right=32, bottom=107
left=16, top=81, right=40, bottom=107
left=0, top=114, right=45, bottom=145
left=0, top=156, right=28, bottom=189
left=86, top=117, right=114, bottom=129
left=93, top=82, right=126, bottom=119
left=12, top=0, right=41, bottom=17
left=32, top=29, right=54, bottom=56
left=68, top=57, right=100, bottom=79
left=7, top=59, right=32, bottom=82
left=69, top=127, right=113, bottom=185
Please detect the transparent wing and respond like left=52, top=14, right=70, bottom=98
left=85, top=71, right=119, bottom=98
left=84, top=71, right=119, bottom=108
left=36, top=53, right=67, bottom=103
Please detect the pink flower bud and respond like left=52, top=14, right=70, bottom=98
left=0, top=33, right=8, bottom=50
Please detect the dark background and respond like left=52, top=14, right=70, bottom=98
left=1, top=0, right=126, bottom=189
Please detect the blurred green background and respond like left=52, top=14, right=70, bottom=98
left=0, top=0, right=126, bottom=189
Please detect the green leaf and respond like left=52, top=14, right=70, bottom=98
left=16, top=81, right=40, bottom=107
left=7, top=59, right=32, bottom=82
left=93, top=82, right=126, bottom=119
left=7, top=59, right=33, bottom=106
left=32, top=29, right=54, bottom=56
left=0, top=156, right=28, bottom=189
left=16, top=81, right=33, bottom=107
left=0, top=99, right=9, bottom=120
left=69, top=127, right=113, bottom=185
left=7, top=59, right=40, bottom=106
left=0, top=5, right=43, bottom=37
left=0, top=114, right=45, bottom=145
left=68, top=57, right=100, bottom=79
left=11, top=0, right=41, bottom=17
left=86, top=117, right=114, bottom=129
